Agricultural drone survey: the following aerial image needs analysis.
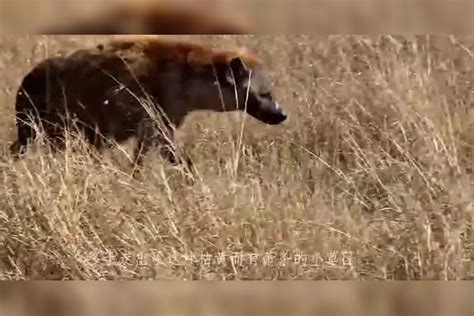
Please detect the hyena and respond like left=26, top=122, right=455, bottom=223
left=10, top=36, right=287, bottom=170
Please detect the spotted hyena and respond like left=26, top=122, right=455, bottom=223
left=10, top=36, right=287, bottom=170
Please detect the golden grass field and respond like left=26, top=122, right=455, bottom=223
left=0, top=35, right=472, bottom=280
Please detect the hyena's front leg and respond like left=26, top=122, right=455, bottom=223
left=133, top=119, right=193, bottom=173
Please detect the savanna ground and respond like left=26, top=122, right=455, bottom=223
left=0, top=35, right=472, bottom=280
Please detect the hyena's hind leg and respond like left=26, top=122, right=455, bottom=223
left=9, top=110, right=38, bottom=160
left=11, top=66, right=51, bottom=160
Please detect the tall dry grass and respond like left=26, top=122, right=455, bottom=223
left=0, top=35, right=472, bottom=280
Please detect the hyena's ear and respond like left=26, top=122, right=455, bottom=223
left=226, top=57, right=250, bottom=85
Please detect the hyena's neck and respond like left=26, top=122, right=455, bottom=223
left=181, top=66, right=231, bottom=113
left=145, top=61, right=224, bottom=127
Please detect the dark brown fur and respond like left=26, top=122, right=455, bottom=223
left=10, top=37, right=287, bottom=171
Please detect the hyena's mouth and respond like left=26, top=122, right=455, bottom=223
left=264, top=110, right=287, bottom=125
left=247, top=102, right=287, bottom=125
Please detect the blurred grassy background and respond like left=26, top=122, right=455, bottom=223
left=2, top=0, right=474, bottom=34
left=1, top=283, right=473, bottom=316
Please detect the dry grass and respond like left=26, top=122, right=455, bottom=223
left=0, top=35, right=472, bottom=280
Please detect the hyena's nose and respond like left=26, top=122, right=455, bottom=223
left=270, top=102, right=287, bottom=124
left=276, top=102, right=287, bottom=116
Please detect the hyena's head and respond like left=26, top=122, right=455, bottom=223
left=214, top=56, right=287, bottom=125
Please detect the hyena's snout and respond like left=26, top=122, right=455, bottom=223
left=269, top=101, right=287, bottom=124
left=250, top=99, right=288, bottom=125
